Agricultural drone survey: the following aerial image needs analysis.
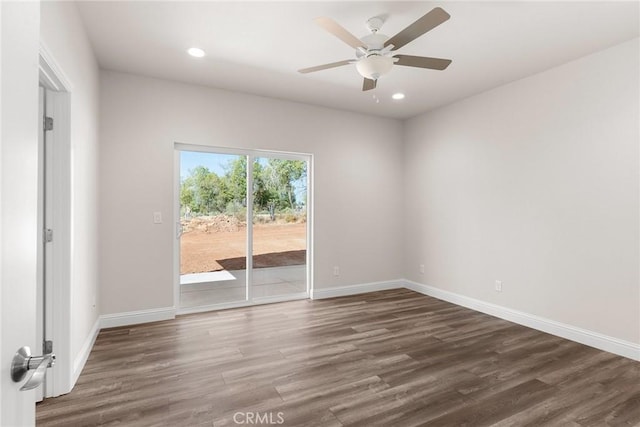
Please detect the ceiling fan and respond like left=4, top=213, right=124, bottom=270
left=299, top=7, right=452, bottom=91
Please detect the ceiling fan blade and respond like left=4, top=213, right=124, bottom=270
left=362, top=78, right=377, bottom=91
left=315, top=17, right=366, bottom=49
left=384, top=7, right=450, bottom=50
left=298, top=60, right=353, bottom=74
left=394, top=55, right=452, bottom=70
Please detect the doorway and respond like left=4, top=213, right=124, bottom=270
left=175, top=145, right=311, bottom=313
left=37, top=48, right=73, bottom=398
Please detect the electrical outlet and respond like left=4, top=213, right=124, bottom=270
left=495, top=280, right=502, bottom=292
left=333, top=266, right=340, bottom=277
left=419, top=264, right=425, bottom=274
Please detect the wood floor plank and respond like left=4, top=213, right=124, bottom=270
left=37, top=289, right=640, bottom=426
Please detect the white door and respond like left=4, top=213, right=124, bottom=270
left=1, top=1, right=41, bottom=425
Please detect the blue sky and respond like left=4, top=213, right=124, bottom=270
left=180, top=151, right=236, bottom=179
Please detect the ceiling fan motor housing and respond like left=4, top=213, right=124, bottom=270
left=356, top=30, right=393, bottom=80
left=361, top=33, right=388, bottom=51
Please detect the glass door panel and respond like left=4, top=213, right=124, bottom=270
left=251, top=157, right=308, bottom=299
left=179, top=152, right=248, bottom=308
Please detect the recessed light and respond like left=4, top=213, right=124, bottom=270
left=187, top=47, right=205, bottom=58
left=392, top=93, right=405, bottom=100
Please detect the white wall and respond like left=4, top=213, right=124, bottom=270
left=404, top=38, right=639, bottom=344
left=99, top=71, right=404, bottom=315
left=40, top=1, right=101, bottom=386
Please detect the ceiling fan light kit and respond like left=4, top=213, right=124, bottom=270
left=356, top=55, right=394, bottom=80
left=299, top=7, right=452, bottom=91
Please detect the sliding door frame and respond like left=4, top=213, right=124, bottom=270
left=173, top=143, right=313, bottom=314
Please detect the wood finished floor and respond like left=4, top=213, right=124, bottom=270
left=37, top=289, right=640, bottom=426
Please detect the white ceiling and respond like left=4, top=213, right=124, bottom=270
left=76, top=1, right=639, bottom=119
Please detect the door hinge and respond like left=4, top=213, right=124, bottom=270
left=44, top=228, right=53, bottom=243
left=44, top=116, right=54, bottom=132
left=43, top=340, right=53, bottom=355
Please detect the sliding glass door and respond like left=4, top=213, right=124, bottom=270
left=178, top=151, right=248, bottom=308
left=251, top=156, right=308, bottom=300
left=177, top=147, right=309, bottom=312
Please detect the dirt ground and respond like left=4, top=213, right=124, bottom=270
left=180, top=217, right=306, bottom=274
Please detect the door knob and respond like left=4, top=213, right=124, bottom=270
left=11, top=346, right=55, bottom=391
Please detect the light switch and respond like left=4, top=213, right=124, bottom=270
left=153, top=212, right=162, bottom=224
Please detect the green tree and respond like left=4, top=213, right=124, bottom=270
left=224, top=157, right=247, bottom=208
left=180, top=157, right=307, bottom=220
left=267, top=159, right=306, bottom=210
left=253, top=161, right=279, bottom=220
left=180, top=177, right=196, bottom=215
left=180, top=166, right=228, bottom=215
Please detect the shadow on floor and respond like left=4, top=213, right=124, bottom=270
left=216, top=250, right=306, bottom=271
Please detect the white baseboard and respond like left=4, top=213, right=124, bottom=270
left=100, top=306, right=176, bottom=329
left=71, top=317, right=100, bottom=388
left=311, top=280, right=403, bottom=299
left=404, top=280, right=640, bottom=361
